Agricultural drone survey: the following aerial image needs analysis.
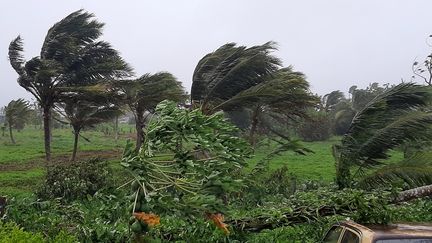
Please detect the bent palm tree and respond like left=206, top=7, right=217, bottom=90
left=191, top=42, right=281, bottom=114
left=115, top=72, right=186, bottom=151
left=4, top=99, right=31, bottom=144
left=322, top=90, right=345, bottom=112
left=8, top=10, right=131, bottom=161
left=217, top=67, right=318, bottom=145
left=334, top=83, right=432, bottom=188
left=191, top=42, right=317, bottom=147
left=60, top=89, right=122, bottom=161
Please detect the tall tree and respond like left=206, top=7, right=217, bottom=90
left=412, top=35, right=432, bottom=86
left=333, top=83, right=432, bottom=188
left=4, top=99, right=31, bottom=144
left=115, top=72, right=186, bottom=151
left=8, top=10, right=131, bottom=161
left=60, top=89, right=122, bottom=161
left=322, top=90, right=345, bottom=112
left=191, top=42, right=318, bottom=146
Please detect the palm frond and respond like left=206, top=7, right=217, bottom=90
left=191, top=42, right=281, bottom=110
left=357, top=153, right=432, bottom=189
left=214, top=67, right=316, bottom=113
left=8, top=36, right=25, bottom=75
left=117, top=72, right=186, bottom=114
left=335, top=83, right=432, bottom=188
left=41, top=9, right=104, bottom=60
left=340, top=83, right=432, bottom=165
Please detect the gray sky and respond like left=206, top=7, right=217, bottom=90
left=1, top=0, right=431, bottom=107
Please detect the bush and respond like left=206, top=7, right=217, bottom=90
left=5, top=192, right=129, bottom=242
left=37, top=158, right=112, bottom=200
left=0, top=221, right=77, bottom=242
left=0, top=221, right=44, bottom=242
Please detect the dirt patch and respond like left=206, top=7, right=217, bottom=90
left=0, top=150, right=123, bottom=171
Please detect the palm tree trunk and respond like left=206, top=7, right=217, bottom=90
left=9, top=124, right=15, bottom=144
left=71, top=126, right=80, bottom=162
left=135, top=109, right=144, bottom=151
left=43, top=106, right=51, bottom=161
left=393, top=184, right=432, bottom=203
left=114, top=115, right=119, bottom=144
left=249, top=107, right=260, bottom=146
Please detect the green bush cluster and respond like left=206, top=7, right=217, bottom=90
left=0, top=221, right=76, bottom=243
left=5, top=192, right=129, bottom=242
left=37, top=158, right=112, bottom=201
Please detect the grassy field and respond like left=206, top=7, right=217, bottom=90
left=0, top=126, right=403, bottom=198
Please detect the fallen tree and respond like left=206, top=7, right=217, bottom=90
left=228, top=184, right=432, bottom=232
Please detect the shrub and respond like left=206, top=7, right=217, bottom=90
left=0, top=221, right=44, bottom=242
left=37, top=158, right=112, bottom=200
left=5, top=192, right=128, bottom=242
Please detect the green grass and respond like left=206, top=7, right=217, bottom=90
left=0, top=168, right=45, bottom=197
left=249, top=137, right=340, bottom=182
left=0, top=126, right=405, bottom=197
left=0, top=125, right=132, bottom=164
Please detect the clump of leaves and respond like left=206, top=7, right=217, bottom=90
left=37, top=158, right=113, bottom=201
left=121, top=100, right=252, bottom=236
left=5, top=192, right=129, bottom=242
left=0, top=221, right=77, bottom=242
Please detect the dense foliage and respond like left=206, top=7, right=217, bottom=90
left=122, top=101, right=252, bottom=237
left=37, top=158, right=112, bottom=201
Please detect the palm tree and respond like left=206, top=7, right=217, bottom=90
left=4, top=99, right=31, bottom=144
left=191, top=42, right=281, bottom=114
left=8, top=10, right=131, bottom=161
left=322, top=90, right=345, bottom=112
left=216, top=67, right=318, bottom=145
left=191, top=42, right=318, bottom=145
left=333, top=83, right=432, bottom=188
left=60, top=90, right=122, bottom=161
left=115, top=72, right=186, bottom=151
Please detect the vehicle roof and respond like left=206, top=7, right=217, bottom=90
left=340, top=221, right=432, bottom=238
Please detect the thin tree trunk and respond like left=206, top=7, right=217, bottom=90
left=135, top=109, right=144, bottom=152
left=249, top=107, right=260, bottom=146
left=114, top=115, right=119, bottom=144
left=9, top=124, right=15, bottom=144
left=71, top=127, right=80, bottom=162
left=43, top=106, right=51, bottom=161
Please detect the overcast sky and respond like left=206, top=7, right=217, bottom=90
left=1, top=0, right=431, bottom=107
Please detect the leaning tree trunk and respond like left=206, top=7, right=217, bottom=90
left=249, top=107, right=260, bottom=146
left=71, top=126, right=81, bottom=162
left=8, top=124, right=15, bottom=144
left=393, top=184, right=432, bottom=203
left=135, top=108, right=145, bottom=151
left=43, top=106, right=52, bottom=161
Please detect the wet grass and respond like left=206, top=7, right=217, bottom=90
left=0, top=127, right=404, bottom=197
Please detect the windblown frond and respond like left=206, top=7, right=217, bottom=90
left=357, top=153, right=432, bottom=189
left=41, top=9, right=104, bottom=60
left=335, top=83, right=432, bottom=188
left=191, top=42, right=281, bottom=111
left=8, top=36, right=25, bottom=75
left=117, top=72, right=186, bottom=113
